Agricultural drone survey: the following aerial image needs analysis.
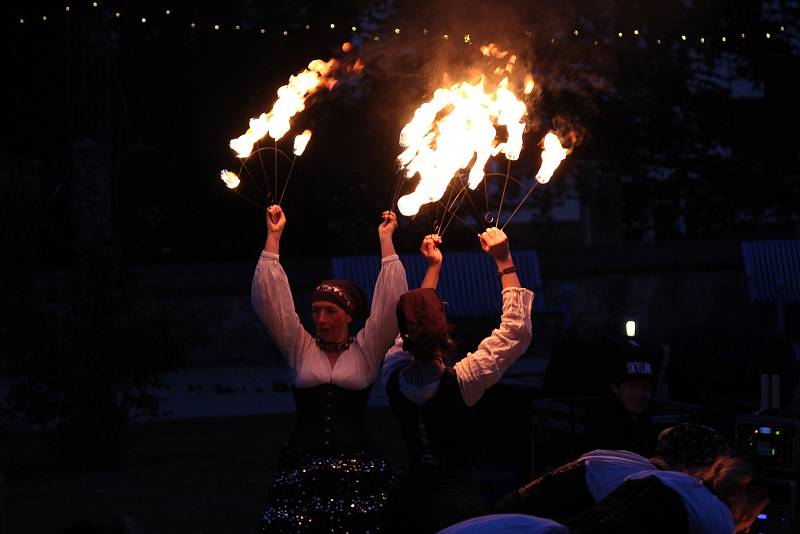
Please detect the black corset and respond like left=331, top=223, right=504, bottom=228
left=289, top=383, right=372, bottom=453
left=386, top=366, right=472, bottom=468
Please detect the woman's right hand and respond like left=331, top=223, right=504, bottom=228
left=478, top=227, right=510, bottom=261
left=420, top=234, right=443, bottom=267
left=267, top=205, right=286, bottom=236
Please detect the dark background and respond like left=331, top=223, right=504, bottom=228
left=1, top=1, right=799, bottom=532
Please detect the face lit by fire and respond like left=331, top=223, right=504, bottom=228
left=311, top=301, right=352, bottom=344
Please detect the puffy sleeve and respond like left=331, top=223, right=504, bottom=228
left=453, top=287, right=534, bottom=406
left=353, top=254, right=408, bottom=377
left=251, top=251, right=315, bottom=375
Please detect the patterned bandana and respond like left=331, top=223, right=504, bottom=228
left=656, top=423, right=730, bottom=469
left=312, top=279, right=368, bottom=320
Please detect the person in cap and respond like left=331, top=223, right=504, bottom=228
left=252, top=204, right=408, bottom=533
left=493, top=423, right=733, bottom=527
left=380, top=228, right=534, bottom=533
left=581, top=336, right=662, bottom=457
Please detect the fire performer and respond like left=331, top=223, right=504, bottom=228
left=380, top=227, right=534, bottom=533
left=252, top=205, right=407, bottom=532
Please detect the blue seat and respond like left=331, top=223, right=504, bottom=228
left=740, top=240, right=800, bottom=333
left=331, top=249, right=559, bottom=317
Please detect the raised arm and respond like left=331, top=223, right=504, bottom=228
left=419, top=233, right=443, bottom=289
left=453, top=228, right=534, bottom=406
left=251, top=205, right=314, bottom=373
left=355, top=211, right=408, bottom=377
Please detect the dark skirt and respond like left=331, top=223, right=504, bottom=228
left=259, top=446, right=392, bottom=533
left=383, top=466, right=486, bottom=534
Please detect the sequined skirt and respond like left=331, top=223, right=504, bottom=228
left=259, top=446, right=391, bottom=533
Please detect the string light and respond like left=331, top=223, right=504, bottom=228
left=11, top=9, right=794, bottom=52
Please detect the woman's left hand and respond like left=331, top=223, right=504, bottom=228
left=420, top=234, right=443, bottom=266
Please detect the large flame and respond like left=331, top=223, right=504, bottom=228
left=535, top=132, right=569, bottom=184
left=229, top=59, right=336, bottom=159
left=396, top=75, right=530, bottom=216
left=229, top=44, right=361, bottom=160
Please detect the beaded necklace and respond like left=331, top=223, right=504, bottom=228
left=315, top=335, right=354, bottom=353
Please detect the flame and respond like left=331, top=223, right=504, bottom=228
left=396, top=75, right=529, bottom=216
left=220, top=170, right=241, bottom=189
left=293, top=130, right=312, bottom=156
left=229, top=58, right=341, bottom=159
left=535, top=132, right=569, bottom=184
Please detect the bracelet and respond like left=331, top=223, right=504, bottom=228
left=497, top=265, right=517, bottom=278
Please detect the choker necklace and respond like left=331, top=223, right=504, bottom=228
left=315, top=336, right=354, bottom=353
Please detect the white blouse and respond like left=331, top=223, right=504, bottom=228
left=382, top=287, right=534, bottom=407
left=626, top=470, right=735, bottom=534
left=251, top=251, right=408, bottom=390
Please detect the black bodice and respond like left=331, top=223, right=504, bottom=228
left=289, top=383, right=372, bottom=453
left=386, top=366, right=473, bottom=468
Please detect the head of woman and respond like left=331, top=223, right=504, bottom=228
left=654, top=423, right=730, bottom=476
left=311, top=280, right=367, bottom=343
left=704, top=456, right=769, bottom=533
left=396, top=288, right=455, bottom=361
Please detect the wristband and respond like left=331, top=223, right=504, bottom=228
left=497, top=265, right=517, bottom=278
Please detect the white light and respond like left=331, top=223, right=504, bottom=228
left=330, top=23, right=335, bottom=29
left=214, top=24, right=219, bottom=30
left=165, top=9, right=171, bottom=15
left=141, top=17, right=146, bottom=23
left=351, top=26, right=357, bottom=32
left=625, top=320, right=637, bottom=338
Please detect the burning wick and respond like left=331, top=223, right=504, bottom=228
left=535, top=132, right=569, bottom=184
left=220, top=170, right=241, bottom=189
